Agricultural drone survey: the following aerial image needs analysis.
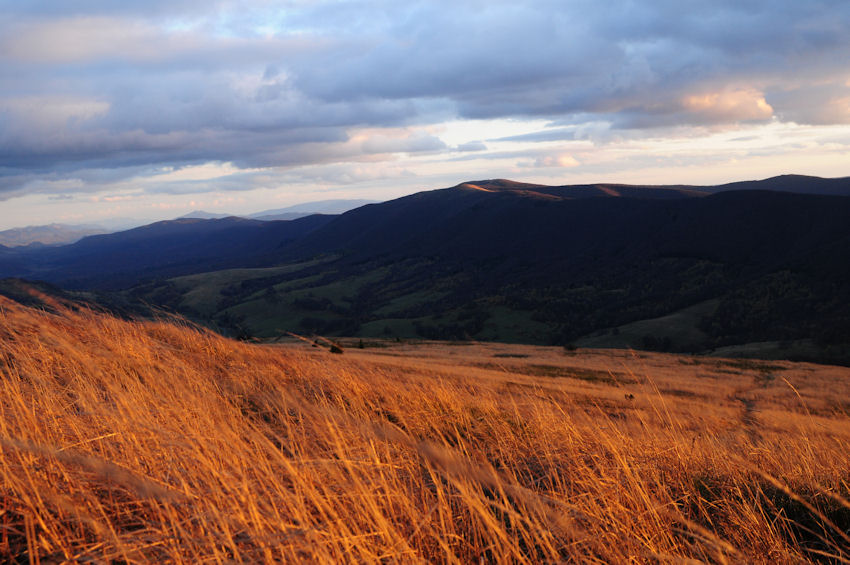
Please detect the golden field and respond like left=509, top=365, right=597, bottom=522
left=1, top=292, right=849, bottom=563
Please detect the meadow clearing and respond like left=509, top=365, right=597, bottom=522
left=1, top=292, right=849, bottom=563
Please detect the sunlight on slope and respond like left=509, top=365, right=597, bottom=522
left=1, top=294, right=849, bottom=562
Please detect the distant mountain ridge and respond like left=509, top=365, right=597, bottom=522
left=706, top=174, right=850, bottom=196
left=179, top=199, right=378, bottom=222
left=450, top=174, right=850, bottom=198
left=0, top=223, right=107, bottom=247
left=275, top=175, right=850, bottom=263
left=0, top=215, right=335, bottom=289
left=1, top=173, right=850, bottom=364
left=178, top=211, right=233, bottom=220
left=249, top=199, right=378, bottom=218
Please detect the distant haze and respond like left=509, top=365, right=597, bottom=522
left=249, top=199, right=377, bottom=217
left=0, top=224, right=106, bottom=247
left=179, top=198, right=377, bottom=221
left=1, top=2, right=850, bottom=229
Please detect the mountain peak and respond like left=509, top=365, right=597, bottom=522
left=178, top=211, right=234, bottom=220
left=453, top=179, right=543, bottom=192
left=455, top=183, right=495, bottom=192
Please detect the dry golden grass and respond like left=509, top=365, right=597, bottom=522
left=1, top=293, right=849, bottom=563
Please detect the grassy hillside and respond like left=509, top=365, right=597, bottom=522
left=1, top=292, right=849, bottom=562
left=4, top=179, right=850, bottom=363
left=114, top=187, right=850, bottom=365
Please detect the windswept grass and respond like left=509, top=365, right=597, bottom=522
left=1, top=293, right=849, bottom=563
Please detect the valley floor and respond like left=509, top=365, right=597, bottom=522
left=1, top=294, right=849, bottom=562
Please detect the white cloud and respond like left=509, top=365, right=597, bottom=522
left=532, top=154, right=581, bottom=169
left=1, top=0, right=850, bottom=226
left=681, top=88, right=774, bottom=122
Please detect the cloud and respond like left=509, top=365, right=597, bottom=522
left=1, top=0, right=850, bottom=201
left=768, top=82, right=850, bottom=125
left=359, top=130, right=447, bottom=155
left=531, top=154, right=581, bottom=169
left=286, top=1, right=850, bottom=123
left=454, top=141, right=487, bottom=152
left=681, top=88, right=774, bottom=123
left=495, top=128, right=579, bottom=144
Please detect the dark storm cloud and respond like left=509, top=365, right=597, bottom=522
left=1, top=0, right=849, bottom=197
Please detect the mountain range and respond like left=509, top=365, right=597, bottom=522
left=1, top=174, right=849, bottom=364
left=180, top=199, right=377, bottom=221
left=0, top=223, right=107, bottom=247
left=1, top=199, right=375, bottom=247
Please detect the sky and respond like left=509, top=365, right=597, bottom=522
left=1, top=0, right=850, bottom=230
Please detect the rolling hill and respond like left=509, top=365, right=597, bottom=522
left=2, top=174, right=850, bottom=363
left=179, top=199, right=378, bottom=222
left=3, top=292, right=849, bottom=562
left=248, top=198, right=378, bottom=220
left=0, top=215, right=335, bottom=290
left=0, top=223, right=107, bottom=247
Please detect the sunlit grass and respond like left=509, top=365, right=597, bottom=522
left=1, top=292, right=849, bottom=563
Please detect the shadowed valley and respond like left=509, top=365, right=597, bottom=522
left=2, top=174, right=850, bottom=364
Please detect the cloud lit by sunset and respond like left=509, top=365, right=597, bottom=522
left=1, top=1, right=850, bottom=228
